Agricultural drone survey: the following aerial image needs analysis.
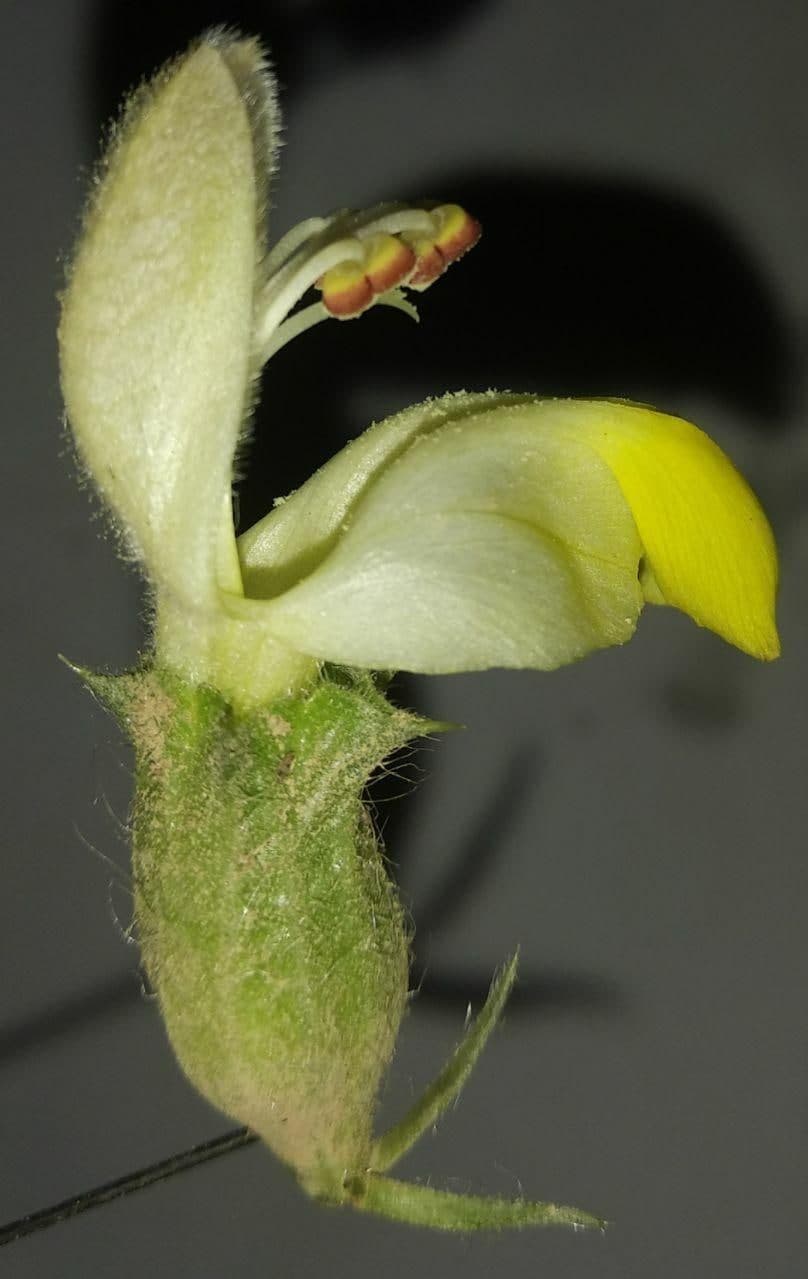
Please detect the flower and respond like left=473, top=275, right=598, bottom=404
left=57, top=28, right=782, bottom=1231
left=59, top=32, right=778, bottom=708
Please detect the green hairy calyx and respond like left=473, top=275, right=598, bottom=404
left=83, top=662, right=598, bottom=1230
left=121, top=667, right=414, bottom=1184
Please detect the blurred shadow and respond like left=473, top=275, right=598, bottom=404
left=87, top=0, right=490, bottom=126
left=396, top=746, right=542, bottom=939
left=377, top=738, right=626, bottom=1019
left=660, top=650, right=746, bottom=732
left=413, top=968, right=622, bottom=1018
left=0, top=971, right=141, bottom=1066
left=0, top=958, right=618, bottom=1070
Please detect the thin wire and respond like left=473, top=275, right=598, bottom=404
left=0, top=1127, right=258, bottom=1248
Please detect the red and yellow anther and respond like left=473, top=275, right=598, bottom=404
left=317, top=205, right=481, bottom=319
left=403, top=204, right=482, bottom=290
left=318, top=234, right=416, bottom=318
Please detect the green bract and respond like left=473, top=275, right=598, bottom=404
left=59, top=31, right=779, bottom=1231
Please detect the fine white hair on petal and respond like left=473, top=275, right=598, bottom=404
left=59, top=35, right=279, bottom=609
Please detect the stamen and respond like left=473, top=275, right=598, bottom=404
left=263, top=215, right=330, bottom=278
left=351, top=207, right=436, bottom=241
left=364, top=235, right=417, bottom=295
left=262, top=290, right=419, bottom=364
left=319, top=259, right=375, bottom=318
left=254, top=237, right=366, bottom=355
left=379, top=288, right=420, bottom=323
left=253, top=203, right=480, bottom=359
left=260, top=299, right=331, bottom=361
left=433, top=203, right=482, bottom=261
left=404, top=204, right=482, bottom=290
left=320, top=234, right=416, bottom=318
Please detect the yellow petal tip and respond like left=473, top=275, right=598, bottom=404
left=742, top=623, right=781, bottom=663
left=571, top=402, right=780, bottom=663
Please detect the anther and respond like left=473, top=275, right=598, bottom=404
left=319, top=259, right=375, bottom=318
left=364, top=234, right=417, bottom=295
left=319, top=234, right=417, bottom=318
left=258, top=203, right=481, bottom=349
left=404, top=204, right=482, bottom=290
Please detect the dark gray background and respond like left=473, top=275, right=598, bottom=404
left=2, top=0, right=806, bottom=1274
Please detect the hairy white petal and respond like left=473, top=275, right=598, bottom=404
left=236, top=397, right=644, bottom=672
left=59, top=35, right=277, bottom=605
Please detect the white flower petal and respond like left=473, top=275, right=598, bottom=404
left=59, top=34, right=278, bottom=605
left=236, top=395, right=778, bottom=673
left=237, top=396, right=644, bottom=671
